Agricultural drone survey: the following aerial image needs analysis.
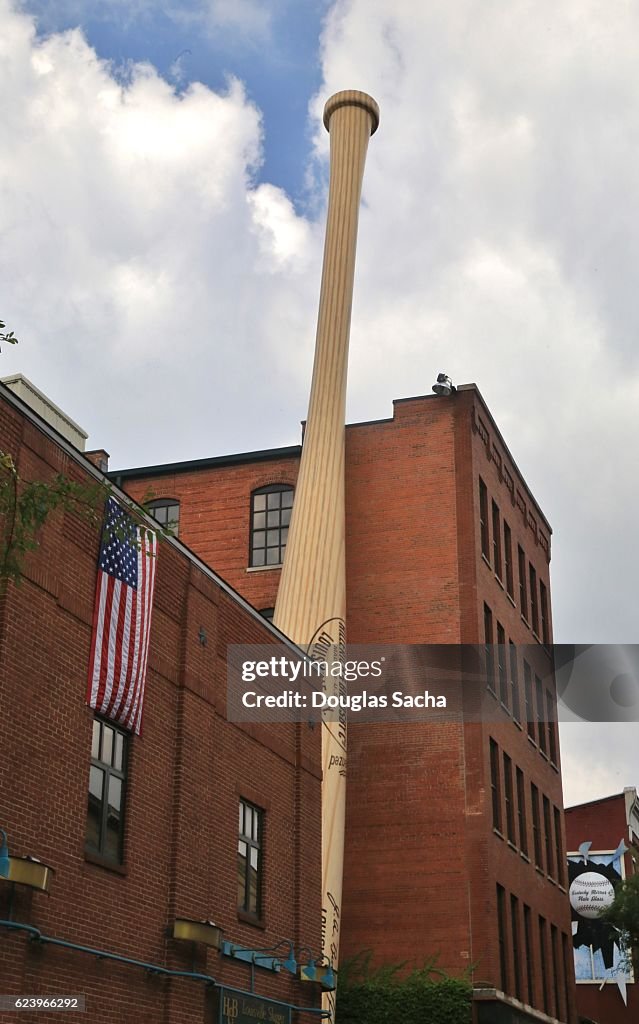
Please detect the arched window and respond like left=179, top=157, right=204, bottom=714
left=147, top=498, right=180, bottom=536
left=249, top=485, right=293, bottom=567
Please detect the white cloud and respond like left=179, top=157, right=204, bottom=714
left=310, top=0, right=639, bottom=650
left=0, top=0, right=318, bottom=461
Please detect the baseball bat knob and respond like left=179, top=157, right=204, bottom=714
left=323, top=90, right=380, bottom=135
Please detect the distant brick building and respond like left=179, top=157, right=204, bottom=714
left=0, top=383, right=322, bottom=1024
left=116, top=383, right=577, bottom=1023
left=565, top=789, right=639, bottom=1024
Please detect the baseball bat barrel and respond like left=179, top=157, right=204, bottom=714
left=273, top=90, right=379, bottom=1018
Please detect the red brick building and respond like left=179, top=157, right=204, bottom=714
left=565, top=789, right=639, bottom=1023
left=115, top=383, right=578, bottom=1023
left=0, top=383, right=323, bottom=1023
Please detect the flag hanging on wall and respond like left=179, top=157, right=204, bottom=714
left=86, top=496, right=157, bottom=735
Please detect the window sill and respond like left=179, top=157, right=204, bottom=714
left=84, top=848, right=126, bottom=875
left=237, top=910, right=266, bottom=930
left=550, top=760, right=559, bottom=773
left=499, top=701, right=510, bottom=716
left=493, top=828, right=505, bottom=841
left=507, top=840, right=518, bottom=853
left=494, top=574, right=504, bottom=590
left=513, top=719, right=523, bottom=731
left=539, top=749, right=549, bottom=762
left=481, top=553, right=492, bottom=571
left=520, top=852, right=531, bottom=864
left=535, top=865, right=545, bottom=877
left=506, top=592, right=516, bottom=608
left=547, top=875, right=557, bottom=886
left=527, top=734, right=537, bottom=749
left=246, top=564, right=282, bottom=573
left=521, top=615, right=530, bottom=628
left=487, top=686, right=498, bottom=701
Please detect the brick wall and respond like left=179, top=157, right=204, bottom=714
left=0, top=391, right=322, bottom=1023
left=114, top=386, right=576, bottom=1022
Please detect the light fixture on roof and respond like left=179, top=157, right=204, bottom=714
left=432, top=372, right=456, bottom=397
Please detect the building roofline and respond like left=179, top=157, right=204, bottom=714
left=0, top=382, right=303, bottom=656
left=564, top=791, right=625, bottom=811
left=110, top=384, right=551, bottom=533
left=110, top=445, right=303, bottom=481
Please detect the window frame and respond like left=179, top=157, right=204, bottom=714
left=518, top=545, right=528, bottom=620
left=516, top=766, right=528, bottom=857
left=479, top=478, right=490, bottom=560
left=238, top=798, right=264, bottom=918
left=492, top=500, right=502, bottom=579
left=249, top=485, right=294, bottom=568
left=490, top=738, right=502, bottom=833
left=146, top=497, right=180, bottom=536
left=503, top=753, right=515, bottom=844
left=484, top=604, right=495, bottom=693
left=503, top=520, right=514, bottom=598
left=86, top=716, right=128, bottom=865
left=529, top=563, right=540, bottom=636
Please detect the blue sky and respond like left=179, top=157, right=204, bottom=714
left=22, top=0, right=328, bottom=204
left=2, top=0, right=639, bottom=802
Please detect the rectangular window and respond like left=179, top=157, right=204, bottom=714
left=516, top=767, right=528, bottom=856
left=554, top=807, right=565, bottom=887
left=503, top=521, right=514, bottom=597
left=509, top=642, right=521, bottom=723
left=529, top=563, right=539, bottom=635
left=511, top=895, right=523, bottom=1001
left=524, top=905, right=534, bottom=1007
left=492, top=500, right=502, bottom=579
left=484, top=604, right=495, bottom=692
left=543, top=796, right=554, bottom=878
left=250, top=486, right=293, bottom=567
left=490, top=738, right=502, bottom=833
left=546, top=688, right=558, bottom=764
left=497, top=623, right=508, bottom=706
left=561, top=933, right=572, bottom=1021
left=531, top=784, right=543, bottom=869
left=551, top=924, right=563, bottom=1021
left=524, top=661, right=535, bottom=741
left=518, top=546, right=528, bottom=619
left=539, top=917, right=550, bottom=1015
left=503, top=753, right=515, bottom=844
left=480, top=479, right=490, bottom=559
left=86, top=717, right=128, bottom=864
left=238, top=799, right=263, bottom=916
left=540, top=581, right=550, bottom=644
left=497, top=884, right=508, bottom=992
left=536, top=674, right=547, bottom=756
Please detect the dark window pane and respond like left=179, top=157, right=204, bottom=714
left=105, top=776, right=123, bottom=860
left=86, top=766, right=104, bottom=849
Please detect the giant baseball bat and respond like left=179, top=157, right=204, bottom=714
left=273, top=90, right=379, bottom=1017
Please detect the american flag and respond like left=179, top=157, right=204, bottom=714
left=86, top=497, right=157, bottom=735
